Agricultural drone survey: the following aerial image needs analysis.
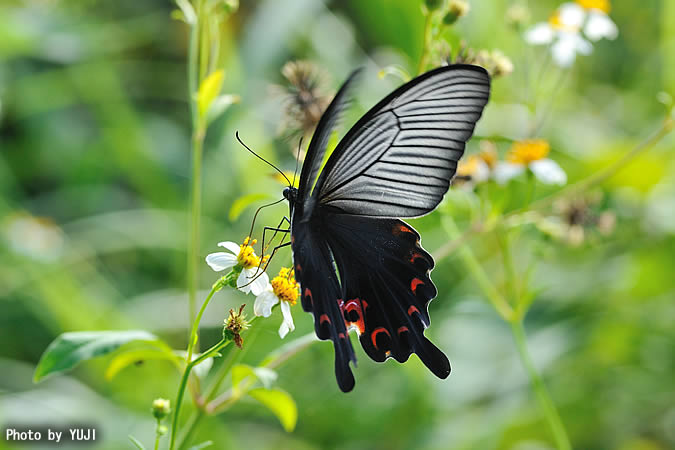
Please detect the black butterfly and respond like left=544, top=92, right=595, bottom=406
left=278, top=64, right=490, bottom=392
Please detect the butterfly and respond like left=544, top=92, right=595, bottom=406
left=279, top=64, right=490, bottom=392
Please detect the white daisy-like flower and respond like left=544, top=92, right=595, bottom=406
left=577, top=0, right=618, bottom=41
left=524, top=3, right=592, bottom=67
left=494, top=139, right=567, bottom=186
left=205, top=237, right=269, bottom=295
left=253, top=267, right=298, bottom=338
left=454, top=142, right=498, bottom=189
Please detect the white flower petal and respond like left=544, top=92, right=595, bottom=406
left=524, top=23, right=555, bottom=45
left=237, top=269, right=252, bottom=293
left=249, top=271, right=270, bottom=296
left=473, top=160, right=491, bottom=183
left=551, top=32, right=592, bottom=66
left=530, top=159, right=567, bottom=185
left=254, top=290, right=278, bottom=318
left=205, top=252, right=237, bottom=271
left=217, top=241, right=241, bottom=255
left=494, top=162, right=525, bottom=185
left=584, top=11, right=618, bottom=41
left=278, top=301, right=295, bottom=339
left=558, top=3, right=586, bottom=28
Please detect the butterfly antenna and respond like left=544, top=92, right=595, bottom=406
left=236, top=131, right=292, bottom=186
left=247, top=197, right=285, bottom=241
left=291, top=137, right=303, bottom=188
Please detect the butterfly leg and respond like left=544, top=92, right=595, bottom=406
left=260, top=216, right=291, bottom=254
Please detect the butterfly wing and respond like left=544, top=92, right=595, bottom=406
left=314, top=64, right=490, bottom=217
left=322, top=210, right=450, bottom=379
left=291, top=218, right=357, bottom=392
left=295, top=69, right=362, bottom=220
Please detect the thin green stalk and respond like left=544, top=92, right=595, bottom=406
left=187, top=125, right=206, bottom=348
left=170, top=337, right=231, bottom=450
left=510, top=320, right=572, bottom=450
left=186, top=281, right=219, bottom=365
left=441, top=215, right=513, bottom=321
left=417, top=11, right=433, bottom=75
left=153, top=419, right=162, bottom=450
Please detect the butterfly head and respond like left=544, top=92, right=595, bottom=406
left=282, top=186, right=298, bottom=205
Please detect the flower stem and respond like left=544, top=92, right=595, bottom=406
left=416, top=11, right=433, bottom=75
left=441, top=215, right=513, bottom=321
left=169, top=337, right=230, bottom=450
left=186, top=0, right=205, bottom=346
left=186, top=281, right=219, bottom=365
left=510, top=320, right=572, bottom=450
left=153, top=418, right=161, bottom=450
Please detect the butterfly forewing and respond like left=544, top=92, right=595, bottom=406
left=314, top=65, right=490, bottom=218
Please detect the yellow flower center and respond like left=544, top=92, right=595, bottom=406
left=548, top=11, right=579, bottom=32
left=576, top=0, right=611, bottom=13
left=507, top=139, right=550, bottom=165
left=457, top=155, right=482, bottom=177
left=237, top=237, right=261, bottom=269
left=271, top=268, right=299, bottom=305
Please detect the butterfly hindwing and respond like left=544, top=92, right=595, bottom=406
left=321, top=208, right=450, bottom=381
left=291, top=219, right=357, bottom=392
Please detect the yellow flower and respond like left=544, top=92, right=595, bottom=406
left=507, top=139, right=550, bottom=165
left=271, top=267, right=299, bottom=306
left=576, top=0, right=611, bottom=13
left=254, top=267, right=299, bottom=338
left=205, top=237, right=270, bottom=295
left=495, top=139, right=567, bottom=185
left=237, top=237, right=261, bottom=269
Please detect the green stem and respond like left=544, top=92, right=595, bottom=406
left=510, top=320, right=572, bottom=450
left=186, top=281, right=219, bottom=365
left=154, top=418, right=161, bottom=450
left=441, top=215, right=513, bottom=321
left=416, top=11, right=432, bottom=75
left=187, top=124, right=206, bottom=349
left=169, top=338, right=230, bottom=450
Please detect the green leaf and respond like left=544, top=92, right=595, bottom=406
left=189, top=441, right=213, bottom=450
left=228, top=193, right=272, bottom=221
left=34, top=330, right=158, bottom=383
left=232, top=364, right=277, bottom=392
left=105, top=348, right=181, bottom=381
left=197, top=70, right=225, bottom=119
left=128, top=435, right=146, bottom=449
left=206, top=94, right=240, bottom=125
left=248, top=388, right=297, bottom=432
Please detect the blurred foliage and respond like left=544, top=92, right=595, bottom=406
left=1, top=0, right=674, bottom=449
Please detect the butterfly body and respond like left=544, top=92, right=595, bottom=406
left=283, top=65, right=490, bottom=391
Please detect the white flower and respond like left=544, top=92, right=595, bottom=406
left=524, top=3, right=592, bottom=67
left=253, top=267, right=299, bottom=339
left=494, top=139, right=567, bottom=186
left=278, top=300, right=295, bottom=338
left=205, top=238, right=270, bottom=295
left=584, top=9, right=618, bottom=41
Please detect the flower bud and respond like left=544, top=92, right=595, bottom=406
left=424, top=0, right=444, bottom=11
left=152, top=398, right=171, bottom=420
left=443, top=0, right=470, bottom=25
left=506, top=4, right=531, bottom=29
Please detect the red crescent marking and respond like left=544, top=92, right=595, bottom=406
left=410, top=278, right=424, bottom=293
left=393, top=223, right=413, bottom=236
left=397, top=326, right=409, bottom=334
left=408, top=305, right=420, bottom=316
left=304, top=288, right=313, bottom=304
left=361, top=300, right=369, bottom=310
left=371, top=327, right=391, bottom=350
left=338, top=332, right=345, bottom=339
left=295, top=264, right=302, bottom=272
left=342, top=298, right=365, bottom=334
left=319, top=314, right=331, bottom=325
left=410, top=252, right=424, bottom=263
